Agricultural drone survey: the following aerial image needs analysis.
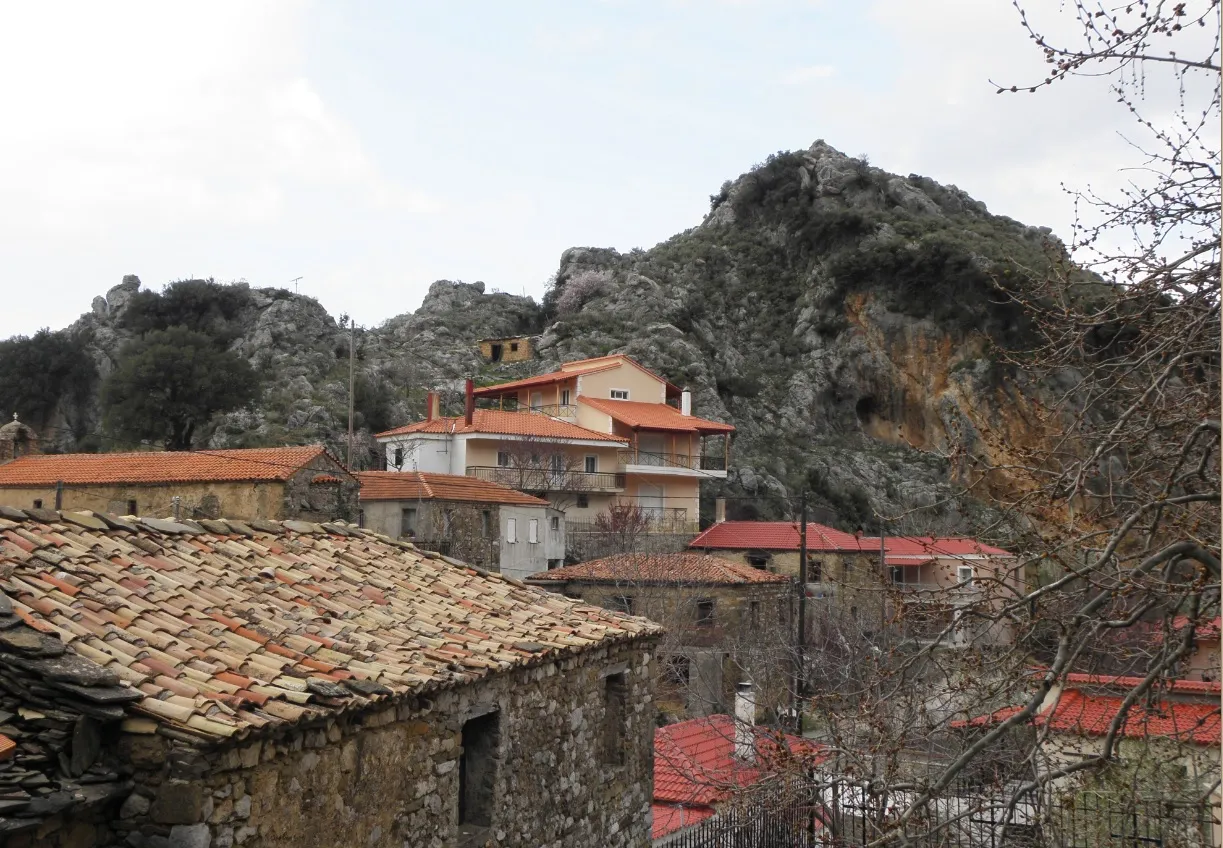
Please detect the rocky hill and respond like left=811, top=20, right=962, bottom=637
left=0, top=140, right=1068, bottom=536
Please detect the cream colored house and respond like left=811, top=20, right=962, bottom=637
left=374, top=355, right=734, bottom=538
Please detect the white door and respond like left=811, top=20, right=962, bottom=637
left=637, top=484, right=664, bottom=521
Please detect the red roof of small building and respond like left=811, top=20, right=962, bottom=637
left=876, top=537, right=1012, bottom=559
left=651, top=803, right=716, bottom=840
left=1062, top=672, right=1222, bottom=696
left=528, top=553, right=789, bottom=585
left=689, top=521, right=873, bottom=552
left=0, top=446, right=343, bottom=486
left=578, top=396, right=734, bottom=434
left=356, top=471, right=549, bottom=506
left=1038, top=690, right=1220, bottom=746
left=375, top=409, right=627, bottom=443
left=949, top=706, right=1026, bottom=729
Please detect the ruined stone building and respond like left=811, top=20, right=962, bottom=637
left=527, top=552, right=792, bottom=720
left=0, top=444, right=358, bottom=524
left=0, top=506, right=661, bottom=848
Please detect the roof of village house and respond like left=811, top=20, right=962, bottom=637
left=528, top=553, right=789, bottom=586
left=0, top=446, right=351, bottom=487
left=1037, top=690, right=1220, bottom=746
left=471, top=354, right=682, bottom=397
left=374, top=409, right=628, bottom=443
left=577, top=396, right=735, bottom=434
left=688, top=522, right=1012, bottom=558
left=356, top=471, right=549, bottom=506
left=1062, top=672, right=1221, bottom=697
left=0, top=506, right=660, bottom=747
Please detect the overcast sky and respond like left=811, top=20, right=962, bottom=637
left=0, top=1, right=1166, bottom=338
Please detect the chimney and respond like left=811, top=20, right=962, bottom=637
left=464, top=378, right=475, bottom=427
left=426, top=392, right=439, bottom=421
left=715, top=497, right=726, bottom=524
left=734, top=681, right=756, bottom=762
left=680, top=388, right=692, bottom=416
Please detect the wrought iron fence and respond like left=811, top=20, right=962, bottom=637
left=617, top=450, right=728, bottom=472
left=465, top=465, right=625, bottom=492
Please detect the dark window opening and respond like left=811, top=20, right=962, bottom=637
left=400, top=507, right=418, bottom=538
left=745, top=550, right=771, bottom=569
left=459, top=711, right=500, bottom=837
left=550, top=516, right=559, bottom=532
left=490, top=344, right=503, bottom=362
left=695, top=599, right=715, bottom=627
left=808, top=557, right=822, bottom=582
left=576, top=494, right=590, bottom=509
left=481, top=510, right=492, bottom=537
left=611, top=595, right=634, bottom=615
left=749, top=601, right=760, bottom=627
left=393, top=446, right=404, bottom=468
left=547, top=558, right=563, bottom=570
left=127, top=499, right=138, bottom=516
left=584, top=455, right=597, bottom=473
left=509, top=342, right=519, bottom=352
left=32, top=499, right=42, bottom=509
left=603, top=672, right=627, bottom=765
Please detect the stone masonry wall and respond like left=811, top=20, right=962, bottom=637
left=116, top=638, right=659, bottom=848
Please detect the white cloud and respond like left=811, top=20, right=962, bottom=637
left=780, top=65, right=836, bottom=84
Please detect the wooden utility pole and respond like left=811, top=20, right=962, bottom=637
left=347, top=318, right=356, bottom=469
left=793, top=491, right=808, bottom=732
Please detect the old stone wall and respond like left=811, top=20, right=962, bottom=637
left=115, top=638, right=658, bottom=848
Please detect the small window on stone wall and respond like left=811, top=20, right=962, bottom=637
left=32, top=499, right=42, bottom=509
left=126, top=499, right=137, bottom=516
left=459, top=711, right=500, bottom=837
left=603, top=672, right=627, bottom=765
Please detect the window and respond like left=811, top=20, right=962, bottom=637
left=610, top=389, right=629, bottom=400
left=550, top=516, right=560, bottom=532
left=584, top=455, right=597, bottom=473
left=602, top=673, right=627, bottom=765
left=576, top=494, right=590, bottom=509
left=528, top=519, right=539, bottom=544
left=889, top=566, right=906, bottom=584
left=126, top=499, right=138, bottom=516
left=32, top=499, right=42, bottom=509
left=749, top=601, right=760, bottom=627
left=665, top=655, right=690, bottom=687
left=506, top=518, right=517, bottom=543
left=530, top=392, right=543, bottom=410
left=548, top=558, right=563, bottom=570
left=393, top=446, right=404, bottom=468
left=746, top=552, right=770, bottom=569
left=550, top=454, right=565, bottom=474
left=957, top=566, right=974, bottom=587
left=400, top=508, right=418, bottom=537
left=481, top=510, right=492, bottom=537
left=807, top=556, right=823, bottom=582
left=695, top=599, right=715, bottom=627
left=611, top=595, right=634, bottom=615
left=560, top=389, right=570, bottom=406
left=509, top=342, right=519, bottom=352
left=496, top=451, right=511, bottom=467
left=459, top=712, right=500, bottom=833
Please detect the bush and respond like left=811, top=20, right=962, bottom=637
left=0, top=329, right=96, bottom=432
left=555, top=270, right=612, bottom=315
left=121, top=278, right=253, bottom=341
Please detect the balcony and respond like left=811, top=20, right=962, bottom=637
left=616, top=450, right=728, bottom=477
left=466, top=465, right=625, bottom=493
left=481, top=402, right=578, bottom=418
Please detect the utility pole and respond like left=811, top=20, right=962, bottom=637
left=290, top=276, right=302, bottom=295
left=347, top=317, right=356, bottom=469
left=879, top=515, right=888, bottom=654
left=794, top=491, right=809, bottom=732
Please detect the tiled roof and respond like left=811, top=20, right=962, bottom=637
left=375, top=410, right=627, bottom=443
left=651, top=803, right=716, bottom=840
left=949, top=706, right=1026, bottom=729
left=470, top=362, right=619, bottom=397
left=0, top=446, right=346, bottom=486
left=1063, top=672, right=1221, bottom=696
left=654, top=715, right=822, bottom=807
left=528, top=553, right=789, bottom=585
left=688, top=523, right=1012, bottom=557
left=0, top=507, right=659, bottom=744
left=578, top=396, right=735, bottom=434
left=689, top=521, right=872, bottom=552
left=1038, top=690, right=1221, bottom=746
left=356, top=471, right=549, bottom=506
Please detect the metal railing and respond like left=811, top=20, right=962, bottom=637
left=478, top=402, right=578, bottom=418
left=616, top=450, right=727, bottom=472
left=466, top=465, right=625, bottom=492
left=566, top=508, right=698, bottom=536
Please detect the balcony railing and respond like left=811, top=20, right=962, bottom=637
left=887, top=581, right=982, bottom=602
left=480, top=402, right=578, bottom=418
left=466, top=465, right=625, bottom=492
left=566, top=508, right=699, bottom=536
left=617, top=450, right=727, bottom=472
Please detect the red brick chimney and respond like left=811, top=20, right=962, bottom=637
left=464, top=379, right=475, bottom=427
left=426, top=392, right=439, bottom=421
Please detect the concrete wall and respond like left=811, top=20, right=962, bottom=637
left=577, top=365, right=666, bottom=404
left=498, top=504, right=564, bottom=581
left=384, top=436, right=454, bottom=475
left=113, top=639, right=660, bottom=848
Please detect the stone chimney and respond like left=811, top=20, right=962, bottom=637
left=0, top=415, right=38, bottom=464
left=715, top=498, right=726, bottom=524
left=464, top=379, right=475, bottom=427
left=734, top=681, right=756, bottom=762
left=426, top=392, right=440, bottom=421
left=680, top=388, right=692, bottom=416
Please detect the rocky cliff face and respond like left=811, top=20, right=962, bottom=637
left=11, top=140, right=1065, bottom=536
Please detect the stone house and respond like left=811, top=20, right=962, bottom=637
left=0, top=506, right=661, bottom=848
left=356, top=470, right=566, bottom=580
left=477, top=336, right=535, bottom=364
left=527, top=553, right=792, bottom=719
left=0, top=415, right=39, bottom=461
left=0, top=444, right=358, bottom=524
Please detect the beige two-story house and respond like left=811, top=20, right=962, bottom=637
left=374, top=355, right=734, bottom=541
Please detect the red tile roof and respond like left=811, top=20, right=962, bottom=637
left=1038, top=690, right=1220, bottom=746
left=1063, top=672, right=1222, bottom=696
left=0, top=508, right=660, bottom=742
left=689, top=523, right=1012, bottom=557
left=651, top=803, right=716, bottom=840
left=375, top=409, right=627, bottom=443
left=527, top=553, right=790, bottom=585
left=689, top=521, right=873, bottom=552
left=654, top=715, right=822, bottom=807
left=578, top=396, right=735, bottom=434
left=356, top=471, right=549, bottom=506
left=0, top=446, right=345, bottom=486
left=949, top=706, right=1026, bottom=729
left=470, top=361, right=620, bottom=397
